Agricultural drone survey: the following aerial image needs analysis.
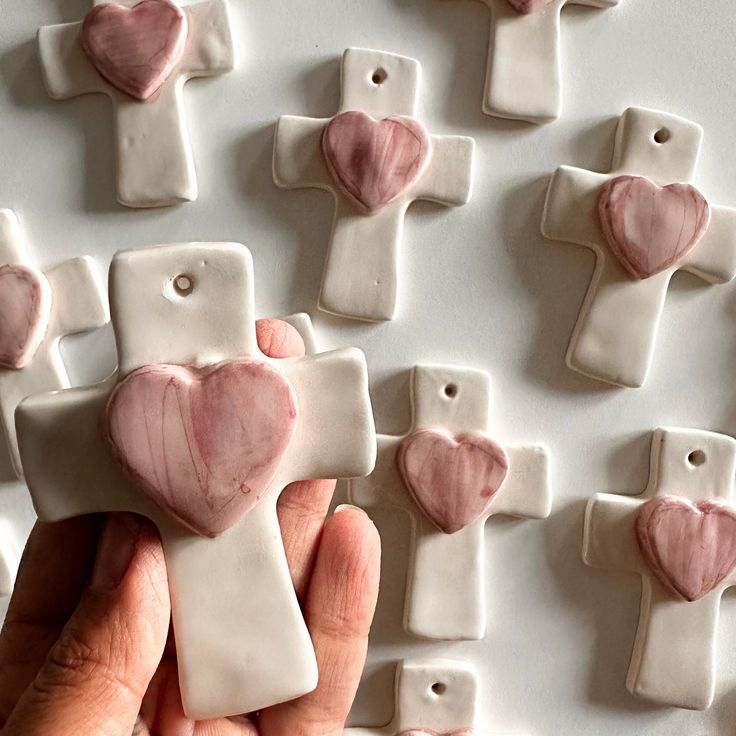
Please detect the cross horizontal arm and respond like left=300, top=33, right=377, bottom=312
left=583, top=493, right=643, bottom=573
left=279, top=349, right=376, bottom=481
left=680, top=205, right=736, bottom=283
left=409, top=136, right=475, bottom=205
left=0, top=520, right=18, bottom=598
left=181, top=1, right=236, bottom=77
left=0, top=210, right=30, bottom=265
left=273, top=116, right=333, bottom=191
left=489, top=446, right=551, bottom=518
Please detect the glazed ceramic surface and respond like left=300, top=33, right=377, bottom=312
left=459, top=0, right=620, bottom=123
left=15, top=242, right=377, bottom=720
left=0, top=209, right=109, bottom=478
left=350, top=365, right=551, bottom=640
left=346, top=660, right=492, bottom=735
left=541, top=107, right=736, bottom=388
left=0, top=519, right=19, bottom=598
left=38, top=0, right=236, bottom=208
left=583, top=428, right=736, bottom=710
left=273, top=48, right=475, bottom=322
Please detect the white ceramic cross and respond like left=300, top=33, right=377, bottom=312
left=16, top=241, right=377, bottom=720
left=273, top=48, right=475, bottom=322
left=347, top=659, right=507, bottom=735
left=350, top=365, right=550, bottom=640
left=461, top=0, right=620, bottom=123
left=38, top=0, right=236, bottom=208
left=583, top=427, right=736, bottom=710
left=0, top=519, right=19, bottom=598
left=0, top=209, right=109, bottom=478
left=542, top=107, right=736, bottom=388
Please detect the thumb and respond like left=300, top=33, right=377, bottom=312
left=3, top=513, right=171, bottom=736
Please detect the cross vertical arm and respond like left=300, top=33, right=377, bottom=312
left=484, top=0, right=564, bottom=123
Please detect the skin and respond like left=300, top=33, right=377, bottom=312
left=0, top=319, right=381, bottom=736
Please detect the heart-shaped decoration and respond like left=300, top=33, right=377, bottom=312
left=506, top=0, right=556, bottom=13
left=397, top=429, right=509, bottom=535
left=322, top=111, right=431, bottom=214
left=636, top=496, right=736, bottom=602
left=0, top=265, right=52, bottom=370
left=106, top=359, right=298, bottom=537
left=598, top=175, right=711, bottom=280
left=81, top=0, right=189, bottom=102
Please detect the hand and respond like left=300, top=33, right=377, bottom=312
left=0, top=319, right=381, bottom=736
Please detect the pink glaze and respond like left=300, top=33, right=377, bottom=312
left=322, top=111, right=431, bottom=214
left=397, top=429, right=509, bottom=535
left=81, top=0, right=188, bottom=102
left=106, top=359, right=298, bottom=537
left=506, top=0, right=556, bottom=13
left=598, top=175, right=710, bottom=280
left=0, top=265, right=52, bottom=371
left=636, top=496, right=736, bottom=602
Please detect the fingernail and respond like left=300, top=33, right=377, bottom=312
left=91, top=513, right=143, bottom=591
left=335, top=504, right=368, bottom=517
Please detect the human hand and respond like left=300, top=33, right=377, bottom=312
left=0, top=319, right=381, bottom=736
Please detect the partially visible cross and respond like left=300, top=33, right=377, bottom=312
left=542, top=107, right=736, bottom=387
left=274, top=48, right=475, bottom=322
left=38, top=0, right=236, bottom=208
left=583, top=427, right=736, bottom=710
left=0, top=209, right=109, bottom=478
left=347, top=659, right=508, bottom=735
left=0, top=519, right=19, bottom=598
left=16, top=241, right=377, bottom=720
left=350, top=365, right=550, bottom=640
left=459, top=0, right=620, bottom=123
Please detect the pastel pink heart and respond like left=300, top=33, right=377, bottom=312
left=106, top=359, right=298, bottom=537
left=0, top=265, right=52, bottom=370
left=599, top=175, right=711, bottom=280
left=81, top=0, right=189, bottom=102
left=322, top=111, right=431, bottom=214
left=506, top=0, right=556, bottom=13
left=397, top=429, right=509, bottom=535
left=636, top=496, right=736, bottom=602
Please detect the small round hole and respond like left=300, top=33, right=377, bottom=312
left=654, top=128, right=671, bottom=144
left=431, top=682, right=446, bottom=696
left=444, top=384, right=458, bottom=398
left=174, top=274, right=194, bottom=297
left=371, top=68, right=387, bottom=85
left=688, top=450, right=706, bottom=467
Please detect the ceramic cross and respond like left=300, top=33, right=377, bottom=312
left=0, top=519, right=19, bottom=598
left=542, top=107, right=736, bottom=388
left=38, top=0, right=236, bottom=208
left=459, top=0, right=620, bottom=123
left=583, top=428, right=736, bottom=710
left=15, top=241, right=377, bottom=720
left=273, top=48, right=475, bottom=322
left=350, top=365, right=550, bottom=640
left=0, top=209, right=109, bottom=478
left=347, top=659, right=507, bottom=735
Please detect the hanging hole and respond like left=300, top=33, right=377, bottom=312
left=173, top=274, right=194, bottom=297
left=371, top=68, right=387, bottom=85
left=431, top=682, right=446, bottom=696
left=444, top=384, right=458, bottom=398
left=688, top=450, right=706, bottom=467
left=653, top=128, right=671, bottom=144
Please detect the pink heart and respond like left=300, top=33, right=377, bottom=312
left=322, top=111, right=431, bottom=214
left=81, top=0, right=189, bottom=102
left=0, top=265, right=52, bottom=370
left=397, top=429, right=509, bottom=535
left=598, top=175, right=711, bottom=280
left=506, top=0, right=556, bottom=13
left=636, top=496, right=736, bottom=602
left=106, top=360, right=298, bottom=537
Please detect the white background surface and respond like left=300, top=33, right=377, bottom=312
left=1, top=1, right=736, bottom=734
